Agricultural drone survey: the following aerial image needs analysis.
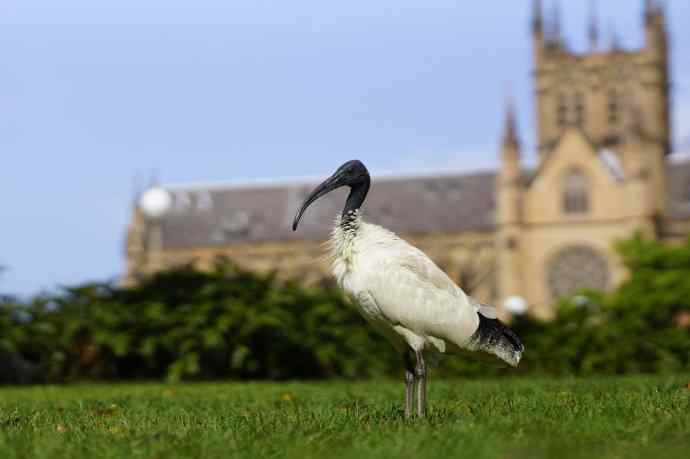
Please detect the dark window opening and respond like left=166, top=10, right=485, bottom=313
left=575, top=92, right=585, bottom=126
left=557, top=94, right=568, bottom=128
left=563, top=168, right=589, bottom=214
left=608, top=90, right=619, bottom=125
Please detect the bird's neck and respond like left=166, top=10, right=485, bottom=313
left=330, top=178, right=369, bottom=266
left=339, top=209, right=362, bottom=238
left=342, top=179, right=370, bottom=223
left=330, top=210, right=363, bottom=269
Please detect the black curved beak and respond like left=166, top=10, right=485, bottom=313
left=292, top=174, right=344, bottom=231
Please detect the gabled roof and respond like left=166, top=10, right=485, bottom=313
left=156, top=170, right=497, bottom=249
left=528, top=127, right=600, bottom=184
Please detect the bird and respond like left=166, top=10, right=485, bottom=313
left=292, top=160, right=524, bottom=418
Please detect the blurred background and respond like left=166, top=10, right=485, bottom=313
left=1, top=0, right=690, bottom=384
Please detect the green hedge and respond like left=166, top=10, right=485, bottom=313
left=0, top=262, right=400, bottom=383
left=518, top=234, right=690, bottom=375
left=1, top=235, right=689, bottom=384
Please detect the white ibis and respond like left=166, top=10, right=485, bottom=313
left=292, top=160, right=524, bottom=418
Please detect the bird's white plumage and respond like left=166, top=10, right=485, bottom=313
left=294, top=160, right=522, bottom=419
left=328, top=212, right=483, bottom=356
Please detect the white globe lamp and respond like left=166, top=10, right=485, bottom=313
left=504, top=296, right=528, bottom=315
left=139, top=186, right=172, bottom=219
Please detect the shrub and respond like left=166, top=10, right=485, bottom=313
left=509, top=234, right=690, bottom=376
left=0, top=262, right=398, bottom=383
left=1, top=234, right=689, bottom=384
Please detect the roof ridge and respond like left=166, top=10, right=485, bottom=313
left=669, top=151, right=690, bottom=163
left=161, top=166, right=497, bottom=192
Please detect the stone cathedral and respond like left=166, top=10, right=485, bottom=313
left=125, top=1, right=690, bottom=318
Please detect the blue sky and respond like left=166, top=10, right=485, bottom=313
left=2, top=0, right=690, bottom=296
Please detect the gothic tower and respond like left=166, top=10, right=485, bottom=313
left=529, top=0, right=670, bottom=234
left=532, top=0, right=670, bottom=159
left=496, top=1, right=673, bottom=317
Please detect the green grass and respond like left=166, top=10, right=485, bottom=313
left=1, top=376, right=689, bottom=459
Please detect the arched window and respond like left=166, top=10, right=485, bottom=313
left=563, top=168, right=589, bottom=214
left=548, top=246, right=609, bottom=300
left=556, top=93, right=568, bottom=128
left=575, top=92, right=585, bottom=126
left=608, top=90, right=619, bottom=125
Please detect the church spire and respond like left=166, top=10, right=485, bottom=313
left=588, top=0, right=599, bottom=50
left=547, top=1, right=563, bottom=49
left=644, top=1, right=667, bottom=29
left=498, top=85, right=523, bottom=232
left=532, top=0, right=543, bottom=34
left=502, top=86, right=520, bottom=152
left=644, top=0, right=668, bottom=57
left=532, top=0, right=546, bottom=64
left=644, top=0, right=655, bottom=24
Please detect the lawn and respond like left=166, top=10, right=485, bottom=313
left=1, top=376, right=689, bottom=459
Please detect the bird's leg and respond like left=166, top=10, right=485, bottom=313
left=414, top=349, right=427, bottom=418
left=403, top=351, right=415, bottom=419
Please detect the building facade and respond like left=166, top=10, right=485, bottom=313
left=125, top=1, right=690, bottom=318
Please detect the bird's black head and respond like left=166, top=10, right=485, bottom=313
left=332, top=160, right=370, bottom=187
left=292, top=160, right=371, bottom=231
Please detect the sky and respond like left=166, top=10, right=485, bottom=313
left=2, top=0, right=690, bottom=296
